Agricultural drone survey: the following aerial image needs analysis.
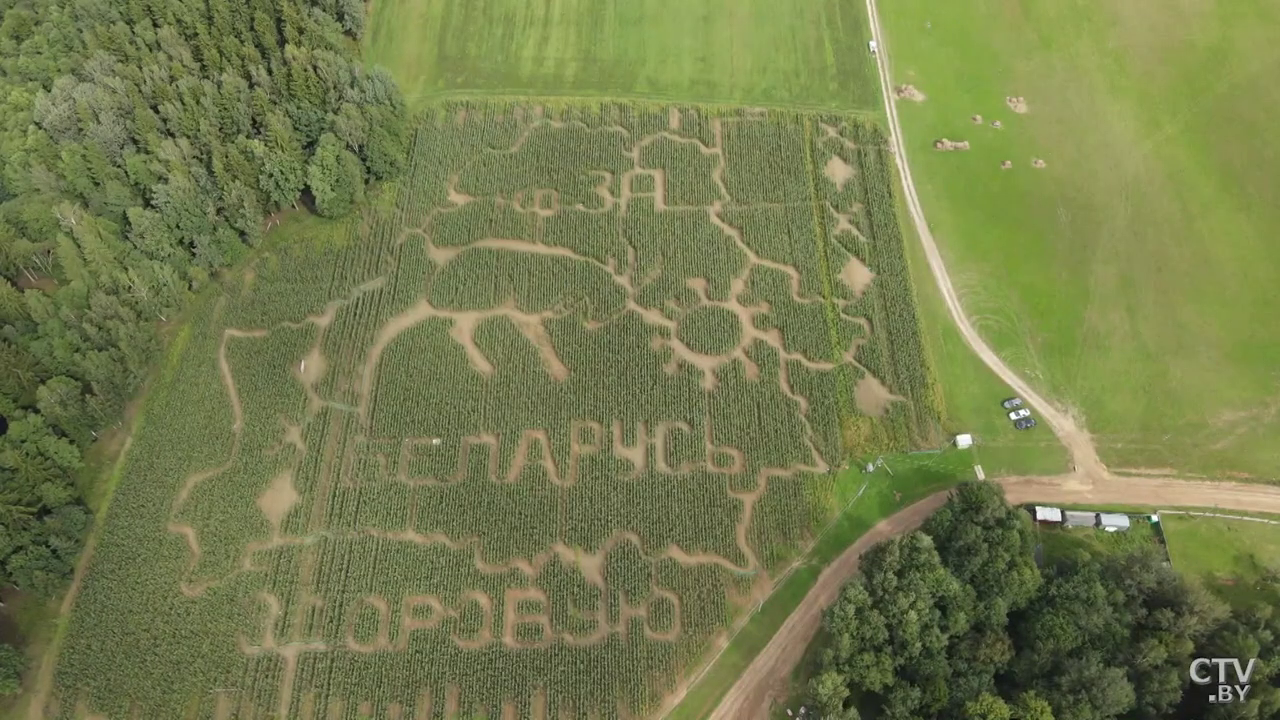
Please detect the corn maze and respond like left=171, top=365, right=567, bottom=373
left=49, top=102, right=939, bottom=719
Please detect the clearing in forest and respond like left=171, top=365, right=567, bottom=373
left=48, top=102, right=937, bottom=719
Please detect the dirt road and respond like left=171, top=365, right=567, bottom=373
left=700, top=1, right=1280, bottom=717
left=1000, top=476, right=1280, bottom=511
left=706, top=490, right=952, bottom=720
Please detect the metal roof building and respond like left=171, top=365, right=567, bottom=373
left=1098, top=513, right=1131, bottom=532
left=1033, top=506, right=1062, bottom=523
left=1062, top=511, right=1097, bottom=528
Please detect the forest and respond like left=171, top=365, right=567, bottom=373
left=0, top=0, right=406, bottom=685
left=809, top=483, right=1280, bottom=720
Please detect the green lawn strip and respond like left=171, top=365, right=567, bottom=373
left=365, top=0, right=881, bottom=114
left=667, top=451, right=971, bottom=719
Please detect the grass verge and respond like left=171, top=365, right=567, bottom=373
left=1162, top=513, right=1280, bottom=607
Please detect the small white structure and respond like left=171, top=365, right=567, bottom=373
left=974, top=464, right=985, bottom=481
left=869, top=40, right=878, bottom=55
left=1098, top=513, right=1131, bottom=533
left=1033, top=506, right=1063, bottom=524
left=954, top=433, right=974, bottom=449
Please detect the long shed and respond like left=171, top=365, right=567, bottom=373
left=1062, top=511, right=1096, bottom=528
left=1097, top=513, right=1131, bottom=532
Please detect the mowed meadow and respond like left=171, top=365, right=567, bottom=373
left=363, top=0, right=881, bottom=111
left=878, top=0, right=1280, bottom=478
left=47, top=103, right=942, bottom=718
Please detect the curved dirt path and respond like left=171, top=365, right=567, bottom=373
left=861, top=0, right=1105, bottom=481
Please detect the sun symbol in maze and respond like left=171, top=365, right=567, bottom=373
left=646, top=278, right=768, bottom=387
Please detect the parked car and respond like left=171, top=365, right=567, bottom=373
left=1008, top=408, right=1031, bottom=421
left=1014, top=417, right=1037, bottom=430
left=1001, top=397, right=1023, bottom=410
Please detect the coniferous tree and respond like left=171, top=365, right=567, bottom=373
left=0, top=0, right=408, bottom=606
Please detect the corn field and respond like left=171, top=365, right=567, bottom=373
left=48, top=102, right=940, bottom=719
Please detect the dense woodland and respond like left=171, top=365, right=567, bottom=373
left=809, top=483, right=1280, bottom=720
left=0, top=0, right=406, bottom=678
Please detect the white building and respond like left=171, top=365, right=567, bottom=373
left=1033, top=506, right=1063, bottom=524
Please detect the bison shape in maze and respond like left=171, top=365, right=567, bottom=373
left=167, top=119, right=888, bottom=620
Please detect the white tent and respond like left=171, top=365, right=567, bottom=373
left=954, top=433, right=973, bottom=449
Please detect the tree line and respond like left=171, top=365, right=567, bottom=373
left=809, top=483, right=1280, bottom=720
left=0, top=0, right=407, bottom=678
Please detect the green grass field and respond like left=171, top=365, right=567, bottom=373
left=1162, top=513, right=1280, bottom=606
left=879, top=0, right=1280, bottom=479
left=364, top=0, right=880, bottom=111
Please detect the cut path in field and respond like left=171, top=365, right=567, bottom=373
left=708, top=475, right=1280, bottom=719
